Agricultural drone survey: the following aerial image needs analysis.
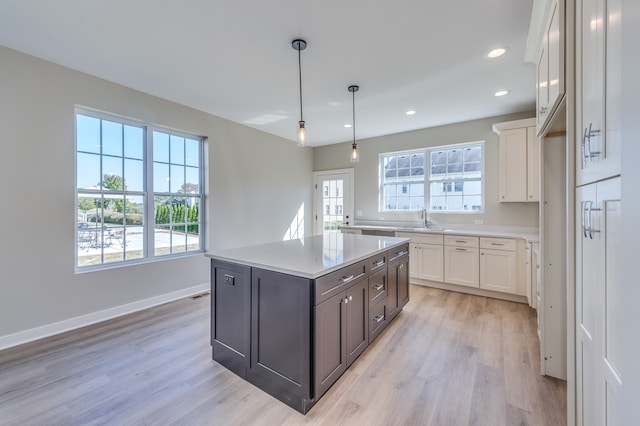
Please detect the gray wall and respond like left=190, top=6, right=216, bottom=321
left=313, top=112, right=539, bottom=227
left=0, top=46, right=313, bottom=341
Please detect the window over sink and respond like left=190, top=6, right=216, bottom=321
left=379, top=141, right=484, bottom=213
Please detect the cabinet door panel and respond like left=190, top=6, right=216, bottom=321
left=444, top=246, right=479, bottom=288
left=416, top=243, right=444, bottom=282
left=315, top=292, right=346, bottom=398
left=346, top=280, right=369, bottom=366
left=480, top=249, right=517, bottom=294
left=211, top=261, right=251, bottom=377
left=250, top=269, right=311, bottom=399
left=499, top=128, right=528, bottom=202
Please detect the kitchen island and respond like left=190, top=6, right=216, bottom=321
left=206, top=233, right=410, bottom=413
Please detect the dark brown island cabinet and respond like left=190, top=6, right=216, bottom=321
left=208, top=236, right=410, bottom=414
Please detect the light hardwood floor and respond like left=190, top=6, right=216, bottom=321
left=0, top=285, right=566, bottom=425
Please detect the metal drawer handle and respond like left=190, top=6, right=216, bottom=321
left=455, top=248, right=467, bottom=251
left=340, top=275, right=355, bottom=283
left=373, top=283, right=384, bottom=291
left=394, top=250, right=408, bottom=257
left=490, top=242, right=504, bottom=246
left=455, top=240, right=466, bottom=243
left=343, top=295, right=353, bottom=304
left=374, top=260, right=385, bottom=267
left=373, top=314, right=385, bottom=323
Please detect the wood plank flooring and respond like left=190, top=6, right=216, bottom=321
left=0, top=286, right=566, bottom=425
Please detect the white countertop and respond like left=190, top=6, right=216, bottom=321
left=343, top=223, right=540, bottom=243
left=205, top=234, right=409, bottom=279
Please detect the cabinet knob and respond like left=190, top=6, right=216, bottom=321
left=348, top=295, right=353, bottom=301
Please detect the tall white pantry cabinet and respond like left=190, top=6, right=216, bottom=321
left=575, top=0, right=622, bottom=423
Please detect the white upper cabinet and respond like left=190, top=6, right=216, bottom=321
left=536, top=0, right=565, bottom=132
left=576, top=0, right=621, bottom=185
left=493, top=118, right=539, bottom=202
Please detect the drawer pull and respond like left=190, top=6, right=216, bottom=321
left=490, top=242, right=504, bottom=246
left=393, top=250, right=408, bottom=258
left=343, top=295, right=353, bottom=304
left=340, top=275, right=355, bottom=283
left=455, top=248, right=467, bottom=251
left=374, top=260, right=385, bottom=267
left=373, top=314, right=385, bottom=323
left=373, top=283, right=384, bottom=291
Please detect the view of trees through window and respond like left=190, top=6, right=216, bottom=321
left=76, top=111, right=203, bottom=269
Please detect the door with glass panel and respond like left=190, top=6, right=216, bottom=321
left=314, top=170, right=354, bottom=235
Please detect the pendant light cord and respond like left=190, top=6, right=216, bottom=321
left=352, top=89, right=356, bottom=143
left=298, top=47, right=303, bottom=122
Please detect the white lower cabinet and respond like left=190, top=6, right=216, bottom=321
left=412, top=243, right=444, bottom=282
left=444, top=236, right=479, bottom=288
left=479, top=237, right=517, bottom=294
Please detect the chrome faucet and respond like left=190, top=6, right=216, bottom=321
left=422, top=208, right=431, bottom=228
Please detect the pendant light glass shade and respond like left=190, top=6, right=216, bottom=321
left=297, top=120, right=306, bottom=146
left=292, top=39, right=307, bottom=147
left=348, top=85, right=359, bottom=163
left=351, top=142, right=359, bottom=162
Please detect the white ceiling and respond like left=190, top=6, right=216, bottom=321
left=0, top=0, right=536, bottom=146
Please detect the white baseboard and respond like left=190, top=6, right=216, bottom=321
left=0, top=283, right=210, bottom=351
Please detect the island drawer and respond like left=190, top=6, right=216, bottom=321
left=444, top=235, right=479, bottom=248
left=315, top=259, right=367, bottom=305
left=387, top=243, right=410, bottom=262
left=369, top=269, right=387, bottom=305
left=367, top=252, right=387, bottom=273
left=369, top=297, right=388, bottom=342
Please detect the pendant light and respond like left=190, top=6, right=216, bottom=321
left=348, top=85, right=360, bottom=162
left=292, top=39, right=307, bottom=147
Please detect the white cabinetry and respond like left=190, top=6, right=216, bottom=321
left=576, top=0, right=621, bottom=186
left=479, top=237, right=517, bottom=294
left=493, top=118, right=539, bottom=202
left=576, top=179, right=622, bottom=425
left=537, top=0, right=564, bottom=130
left=410, top=234, right=444, bottom=282
left=443, top=235, right=479, bottom=288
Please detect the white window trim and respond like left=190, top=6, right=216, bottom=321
left=74, top=107, right=205, bottom=273
left=379, top=141, right=485, bottom=214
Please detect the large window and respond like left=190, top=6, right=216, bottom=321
left=75, top=109, right=203, bottom=270
left=380, top=141, right=484, bottom=212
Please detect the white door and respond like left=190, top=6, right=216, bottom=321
left=313, top=169, right=354, bottom=235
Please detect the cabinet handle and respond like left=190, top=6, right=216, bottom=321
left=582, top=201, right=589, bottom=239
left=373, top=283, right=384, bottom=291
left=581, top=127, right=589, bottom=167
left=455, top=240, right=466, bottom=243
left=373, top=314, right=385, bottom=323
left=374, top=260, right=385, bottom=267
left=586, top=200, right=601, bottom=240
left=586, top=123, right=601, bottom=160
left=490, top=242, right=504, bottom=246
left=399, top=264, right=404, bottom=269
left=539, top=106, right=548, bottom=114
left=340, top=275, right=355, bottom=283
left=455, top=248, right=467, bottom=251
left=348, top=295, right=353, bottom=301
left=343, top=297, right=349, bottom=304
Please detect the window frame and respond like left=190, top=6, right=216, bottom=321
left=75, top=107, right=205, bottom=272
left=379, top=141, right=485, bottom=214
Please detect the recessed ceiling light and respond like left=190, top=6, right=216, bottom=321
left=344, top=123, right=352, bottom=128
left=405, top=110, right=416, bottom=116
left=487, top=47, right=508, bottom=59
left=494, top=90, right=510, bottom=97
